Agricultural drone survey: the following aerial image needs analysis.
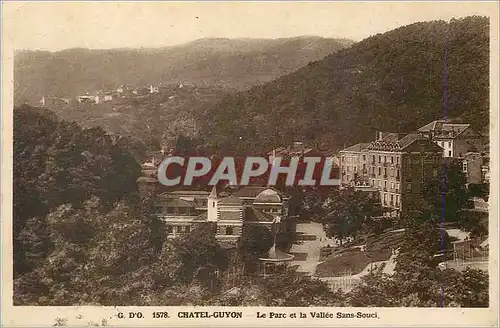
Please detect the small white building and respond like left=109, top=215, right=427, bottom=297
left=149, top=85, right=159, bottom=94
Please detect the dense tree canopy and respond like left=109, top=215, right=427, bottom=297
left=14, top=105, right=142, bottom=277
left=322, top=187, right=382, bottom=244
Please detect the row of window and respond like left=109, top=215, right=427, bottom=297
left=166, top=225, right=191, bottom=234
left=382, top=192, right=400, bottom=208
left=342, top=155, right=401, bottom=165
left=371, top=179, right=400, bottom=192
left=166, top=225, right=236, bottom=236
left=437, top=141, right=452, bottom=148
left=259, top=208, right=281, bottom=214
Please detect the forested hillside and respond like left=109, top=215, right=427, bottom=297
left=200, top=16, right=489, bottom=153
left=13, top=105, right=144, bottom=278
left=14, top=36, right=352, bottom=104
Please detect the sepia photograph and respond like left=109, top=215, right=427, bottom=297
left=1, top=1, right=499, bottom=327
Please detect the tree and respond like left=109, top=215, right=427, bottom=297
left=322, top=187, right=382, bottom=244
left=261, top=271, right=345, bottom=306
left=468, top=183, right=489, bottom=201
left=422, top=162, right=469, bottom=222
left=13, top=105, right=143, bottom=278
left=237, top=225, right=274, bottom=274
left=155, top=223, right=228, bottom=290
left=14, top=197, right=164, bottom=306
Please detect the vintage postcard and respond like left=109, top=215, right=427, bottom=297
left=1, top=1, right=499, bottom=327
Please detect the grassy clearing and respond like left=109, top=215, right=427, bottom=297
left=316, top=230, right=404, bottom=277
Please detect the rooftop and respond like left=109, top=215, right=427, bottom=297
left=341, top=142, right=370, bottom=153
left=259, top=244, right=295, bottom=262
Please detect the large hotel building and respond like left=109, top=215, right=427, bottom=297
left=340, top=131, right=443, bottom=217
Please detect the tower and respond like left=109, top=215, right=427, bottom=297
left=207, top=185, right=218, bottom=222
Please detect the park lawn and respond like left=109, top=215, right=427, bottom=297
left=316, top=230, right=404, bottom=277
left=316, top=251, right=370, bottom=277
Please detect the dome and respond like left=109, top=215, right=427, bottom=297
left=254, top=189, right=282, bottom=204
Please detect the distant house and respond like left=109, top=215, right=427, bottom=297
left=40, top=96, right=70, bottom=107
left=77, top=95, right=98, bottom=104
left=95, top=93, right=113, bottom=103
left=267, top=141, right=317, bottom=162
left=418, top=120, right=483, bottom=158
left=149, top=85, right=159, bottom=94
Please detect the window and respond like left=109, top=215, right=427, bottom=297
left=406, top=183, right=412, bottom=191
left=378, top=167, right=381, bottom=175
left=363, top=163, right=366, bottom=171
left=363, top=155, right=366, bottom=161
left=372, top=155, right=376, bottom=163
left=379, top=156, right=382, bottom=163
left=167, top=225, right=173, bottom=233
left=225, top=226, right=234, bottom=235
left=384, top=156, right=387, bottom=163
left=448, top=151, right=452, bottom=157
left=433, top=168, right=439, bottom=177
left=212, top=201, right=216, bottom=208
left=391, top=156, right=394, bottom=164
left=384, top=181, right=387, bottom=189
left=354, top=166, right=357, bottom=172
left=384, top=168, right=387, bottom=176
left=391, top=182, right=394, bottom=190
left=185, top=226, right=191, bottom=233
left=396, top=183, right=400, bottom=191
left=390, top=194, right=394, bottom=202
left=396, top=157, right=399, bottom=165
left=396, top=195, right=400, bottom=205
left=462, top=162, right=468, bottom=173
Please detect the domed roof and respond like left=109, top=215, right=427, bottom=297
left=254, top=189, right=282, bottom=204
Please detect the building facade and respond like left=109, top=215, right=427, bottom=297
left=418, top=120, right=484, bottom=158
left=340, top=132, right=443, bottom=216
left=149, top=185, right=291, bottom=244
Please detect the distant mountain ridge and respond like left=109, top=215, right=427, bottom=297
left=14, top=36, right=353, bottom=104
left=200, top=16, right=490, bottom=153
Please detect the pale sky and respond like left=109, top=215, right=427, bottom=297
left=2, top=1, right=498, bottom=51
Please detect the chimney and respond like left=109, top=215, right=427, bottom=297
left=376, top=131, right=384, bottom=141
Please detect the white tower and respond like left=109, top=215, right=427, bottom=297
left=207, top=185, right=218, bottom=222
